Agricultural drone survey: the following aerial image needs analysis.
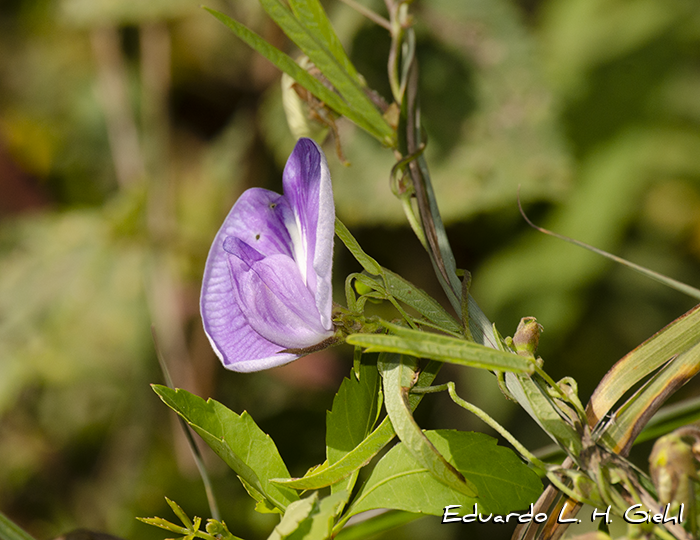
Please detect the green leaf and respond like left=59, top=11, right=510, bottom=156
left=504, top=372, right=583, bottom=458
left=597, top=340, right=700, bottom=456
left=379, top=269, right=463, bottom=335
left=274, top=417, right=396, bottom=490
left=347, top=322, right=533, bottom=373
left=205, top=7, right=392, bottom=145
left=268, top=491, right=348, bottom=540
left=337, top=218, right=465, bottom=335
left=258, top=0, right=392, bottom=141
left=267, top=496, right=316, bottom=540
left=273, top=361, right=441, bottom=491
left=326, top=360, right=381, bottom=497
left=0, top=511, right=37, bottom=540
left=379, top=354, right=478, bottom=498
left=287, top=0, right=359, bottom=80
left=587, top=302, right=700, bottom=426
left=136, top=517, right=189, bottom=535
left=165, top=497, right=194, bottom=530
left=346, top=430, right=543, bottom=517
left=152, top=385, right=299, bottom=511
left=291, top=491, right=348, bottom=540
left=334, top=511, right=422, bottom=540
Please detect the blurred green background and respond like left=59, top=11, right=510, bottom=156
left=1, top=0, right=700, bottom=539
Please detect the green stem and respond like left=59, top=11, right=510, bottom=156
left=532, top=363, right=587, bottom=423
left=412, top=382, right=548, bottom=471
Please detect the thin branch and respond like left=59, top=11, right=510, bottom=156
left=339, top=0, right=391, bottom=31
left=518, top=189, right=700, bottom=301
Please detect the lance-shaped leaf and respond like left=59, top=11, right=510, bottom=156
left=205, top=6, right=393, bottom=145
left=0, top=511, right=37, bottom=540
left=596, top=340, right=700, bottom=456
left=336, top=218, right=464, bottom=335
left=372, top=269, right=463, bottom=335
left=587, top=302, right=700, bottom=426
left=379, top=354, right=478, bottom=498
left=152, top=385, right=299, bottom=511
left=504, top=370, right=583, bottom=459
left=348, top=322, right=533, bottom=373
left=334, top=218, right=382, bottom=276
left=201, top=138, right=335, bottom=372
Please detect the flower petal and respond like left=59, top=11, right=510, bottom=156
left=200, top=138, right=335, bottom=373
left=226, top=240, right=332, bottom=349
left=224, top=187, right=297, bottom=258
left=199, top=240, right=297, bottom=371
left=282, top=138, right=335, bottom=330
left=200, top=190, right=299, bottom=372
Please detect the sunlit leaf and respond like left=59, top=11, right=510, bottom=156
left=206, top=7, right=392, bottom=144
left=380, top=354, right=478, bottom=498
left=348, top=322, right=532, bottom=373
left=346, top=430, right=542, bottom=517
left=326, top=359, right=381, bottom=497
left=152, top=385, right=299, bottom=511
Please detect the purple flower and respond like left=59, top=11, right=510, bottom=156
left=200, top=138, right=335, bottom=372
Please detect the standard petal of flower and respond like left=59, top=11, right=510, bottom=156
left=282, top=138, right=335, bottom=331
left=226, top=246, right=333, bottom=349
left=223, top=188, right=297, bottom=259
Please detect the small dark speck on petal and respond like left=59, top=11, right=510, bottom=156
left=255, top=234, right=261, bottom=240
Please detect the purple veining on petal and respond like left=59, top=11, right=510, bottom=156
left=200, top=138, right=335, bottom=372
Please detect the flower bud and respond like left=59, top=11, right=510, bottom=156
left=512, top=317, right=543, bottom=358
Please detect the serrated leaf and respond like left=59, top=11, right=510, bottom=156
left=152, top=385, right=299, bottom=511
left=346, top=430, right=542, bottom=517
left=347, top=322, right=533, bottom=373
left=379, top=354, right=478, bottom=498
left=240, top=477, right=283, bottom=514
